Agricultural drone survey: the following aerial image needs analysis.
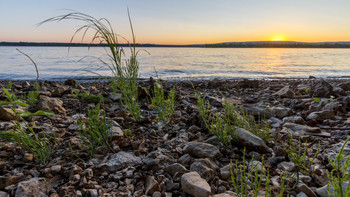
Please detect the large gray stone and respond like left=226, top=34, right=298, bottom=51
left=316, top=182, right=349, bottom=197
left=99, top=151, right=142, bottom=172
left=183, top=142, right=221, bottom=159
left=235, top=128, right=269, bottom=153
left=181, top=172, right=211, bottom=197
left=309, top=79, right=333, bottom=98
left=15, top=178, right=48, bottom=197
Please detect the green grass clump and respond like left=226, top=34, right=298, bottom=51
left=27, top=82, right=40, bottom=105
left=230, top=148, right=286, bottom=197
left=151, top=81, right=176, bottom=121
left=78, top=103, right=113, bottom=158
left=327, top=136, right=350, bottom=197
left=195, top=90, right=236, bottom=147
left=195, top=90, right=269, bottom=147
left=224, top=101, right=270, bottom=142
left=0, top=121, right=57, bottom=164
left=283, top=133, right=320, bottom=187
left=39, top=11, right=142, bottom=121
left=0, top=88, right=28, bottom=107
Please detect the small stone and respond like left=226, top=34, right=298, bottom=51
left=270, top=106, right=293, bottom=119
left=190, top=158, right=218, bottom=181
left=295, top=182, right=317, bottom=197
left=145, top=176, right=160, bottom=195
left=84, top=189, right=98, bottom=197
left=183, top=142, right=221, bottom=159
left=212, top=191, right=238, bottom=197
left=277, top=161, right=296, bottom=172
left=181, top=172, right=211, bottom=197
left=273, top=85, right=294, bottom=98
left=99, top=151, right=142, bottom=172
left=50, top=165, right=62, bottom=174
left=164, top=163, right=189, bottom=176
left=0, top=107, right=18, bottom=121
left=23, top=153, right=34, bottom=162
left=296, top=192, right=308, bottom=197
left=152, top=191, right=161, bottom=197
left=220, top=164, right=231, bottom=180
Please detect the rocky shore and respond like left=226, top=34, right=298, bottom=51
left=0, top=78, right=350, bottom=197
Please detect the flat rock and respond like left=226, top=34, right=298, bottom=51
left=235, top=128, right=269, bottom=153
left=277, top=161, right=296, bottom=172
left=181, top=171, right=211, bottom=197
left=282, top=122, right=330, bottom=137
left=99, top=151, right=142, bottom=172
left=183, top=142, right=220, bottom=159
left=15, top=178, right=48, bottom=197
left=307, top=110, right=335, bottom=121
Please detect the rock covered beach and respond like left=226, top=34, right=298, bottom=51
left=0, top=78, right=350, bottom=197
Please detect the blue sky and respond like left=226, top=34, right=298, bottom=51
left=1, top=0, right=350, bottom=44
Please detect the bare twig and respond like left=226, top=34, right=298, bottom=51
left=16, top=48, right=39, bottom=81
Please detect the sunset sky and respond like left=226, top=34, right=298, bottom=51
left=1, top=0, right=350, bottom=45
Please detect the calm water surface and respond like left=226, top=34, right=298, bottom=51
left=1, top=46, right=350, bottom=81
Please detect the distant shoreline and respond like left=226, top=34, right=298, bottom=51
left=2, top=41, right=350, bottom=48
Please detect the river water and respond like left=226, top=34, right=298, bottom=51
left=1, top=46, right=350, bottom=81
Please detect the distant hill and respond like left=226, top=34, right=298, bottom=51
left=0, top=42, right=204, bottom=47
left=205, top=41, right=350, bottom=48
left=2, top=41, right=350, bottom=48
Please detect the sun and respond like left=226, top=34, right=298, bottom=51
left=270, top=35, right=286, bottom=41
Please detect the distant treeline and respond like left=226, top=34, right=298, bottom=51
left=0, top=42, right=202, bottom=48
left=205, top=42, right=350, bottom=48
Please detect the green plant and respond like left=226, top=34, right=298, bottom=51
left=0, top=121, right=57, bottom=164
left=0, top=89, right=28, bottom=107
left=314, top=97, right=321, bottom=102
left=151, top=81, right=176, bottom=121
left=283, top=133, right=320, bottom=187
left=195, top=90, right=235, bottom=146
left=39, top=11, right=142, bottom=120
left=78, top=103, right=113, bottom=158
left=27, top=82, right=40, bottom=105
left=327, top=137, right=350, bottom=197
left=230, top=149, right=286, bottom=197
left=6, top=81, right=12, bottom=90
left=224, top=101, right=270, bottom=142
left=124, top=129, right=132, bottom=136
